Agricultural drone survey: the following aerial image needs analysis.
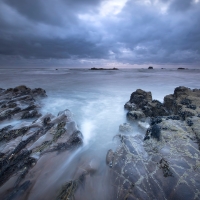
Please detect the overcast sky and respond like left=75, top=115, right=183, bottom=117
left=0, top=0, right=200, bottom=68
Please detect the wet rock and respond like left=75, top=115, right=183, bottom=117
left=166, top=115, right=180, bottom=120
left=4, top=180, right=31, bottom=200
left=127, top=110, right=145, bottom=120
left=164, top=86, right=200, bottom=118
left=174, top=86, right=191, bottom=98
left=108, top=86, right=200, bottom=199
left=158, top=158, right=173, bottom=177
left=119, top=123, right=133, bottom=133
left=0, top=86, right=83, bottom=200
left=187, top=119, right=193, bottom=126
left=190, top=117, right=200, bottom=140
left=147, top=124, right=161, bottom=141
left=106, top=149, right=115, bottom=167
left=150, top=116, right=162, bottom=125
left=163, top=94, right=174, bottom=113
left=186, top=104, right=196, bottom=110
left=130, top=89, right=152, bottom=105
left=0, top=86, right=47, bottom=123
left=124, top=101, right=136, bottom=111
left=21, top=110, right=40, bottom=119
left=128, top=89, right=168, bottom=117
left=181, top=98, right=191, bottom=105
left=138, top=121, right=150, bottom=130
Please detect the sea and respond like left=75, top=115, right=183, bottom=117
left=0, top=67, right=200, bottom=199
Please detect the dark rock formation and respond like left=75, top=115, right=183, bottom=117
left=177, top=67, right=186, bottom=70
left=164, top=86, right=200, bottom=119
left=127, top=110, right=145, bottom=120
left=107, top=86, right=200, bottom=200
left=90, top=67, right=118, bottom=70
left=0, top=85, right=46, bottom=123
left=148, top=66, right=153, bottom=69
left=125, top=89, right=168, bottom=117
left=0, top=86, right=83, bottom=200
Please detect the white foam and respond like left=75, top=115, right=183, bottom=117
left=81, top=119, right=96, bottom=145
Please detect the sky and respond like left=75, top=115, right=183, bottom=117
left=0, top=0, right=200, bottom=68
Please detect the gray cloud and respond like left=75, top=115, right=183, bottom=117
left=0, top=0, right=200, bottom=67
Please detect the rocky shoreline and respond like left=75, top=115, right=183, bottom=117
left=106, top=86, right=200, bottom=199
left=0, top=86, right=83, bottom=200
left=0, top=85, right=200, bottom=199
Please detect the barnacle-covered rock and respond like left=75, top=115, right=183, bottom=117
left=127, top=110, right=145, bottom=120
left=107, top=86, right=200, bottom=199
left=0, top=86, right=83, bottom=200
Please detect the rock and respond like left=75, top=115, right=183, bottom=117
left=127, top=110, right=145, bottom=120
left=107, top=118, right=200, bottom=200
left=164, top=86, right=200, bottom=118
left=190, top=117, right=200, bottom=140
left=107, top=86, right=200, bottom=199
left=138, top=121, right=150, bottom=130
left=130, top=89, right=152, bottom=105
left=166, top=115, right=180, bottom=120
left=150, top=116, right=162, bottom=125
left=163, top=94, right=174, bottom=114
left=129, top=89, right=168, bottom=117
left=174, top=86, right=191, bottom=98
left=0, top=86, right=83, bottom=198
left=150, top=124, right=161, bottom=141
left=119, top=123, right=133, bottom=132
left=145, top=100, right=168, bottom=117
left=177, top=67, right=185, bottom=70
left=124, top=101, right=136, bottom=111
left=90, top=67, right=118, bottom=70
left=148, top=66, right=153, bottom=69
left=106, top=149, right=115, bottom=167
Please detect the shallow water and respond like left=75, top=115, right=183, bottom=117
left=0, top=68, right=200, bottom=199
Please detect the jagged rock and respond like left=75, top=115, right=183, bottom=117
left=127, top=110, right=145, bottom=120
left=130, top=89, right=152, bottom=105
left=0, top=86, right=83, bottom=199
left=166, top=115, right=180, bottom=120
left=128, top=89, right=168, bottom=117
left=124, top=101, right=136, bottom=111
left=106, top=149, right=115, bottom=167
left=119, top=123, right=133, bottom=133
left=107, top=86, right=200, bottom=199
left=0, top=85, right=47, bottom=123
left=164, top=86, right=200, bottom=118
left=190, top=116, right=200, bottom=140
left=150, top=116, right=162, bottom=125
left=150, top=124, right=161, bottom=141
left=174, top=86, right=191, bottom=98
left=107, top=118, right=200, bottom=199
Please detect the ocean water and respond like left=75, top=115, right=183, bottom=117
left=0, top=68, right=200, bottom=199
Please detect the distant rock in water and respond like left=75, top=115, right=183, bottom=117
left=148, top=66, right=153, bottom=69
left=90, top=67, right=118, bottom=70
left=177, top=67, right=186, bottom=70
left=107, top=86, right=200, bottom=199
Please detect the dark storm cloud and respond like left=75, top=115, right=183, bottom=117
left=108, top=0, right=200, bottom=64
left=0, top=0, right=200, bottom=67
left=3, top=0, right=102, bottom=25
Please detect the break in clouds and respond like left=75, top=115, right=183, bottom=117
left=0, top=0, right=200, bottom=67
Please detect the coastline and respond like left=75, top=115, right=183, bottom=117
left=0, top=85, right=200, bottom=199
